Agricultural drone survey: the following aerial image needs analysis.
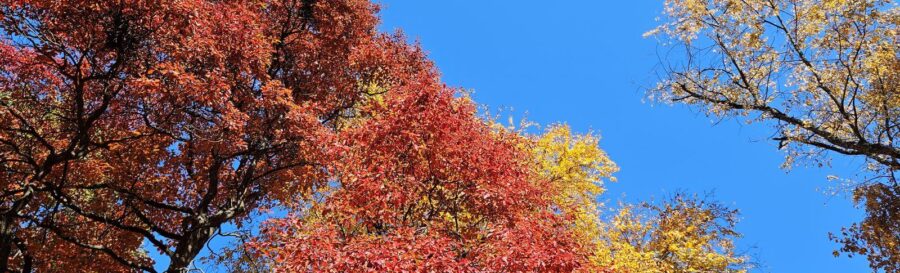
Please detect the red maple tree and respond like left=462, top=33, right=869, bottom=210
left=249, top=75, right=595, bottom=272
left=0, top=0, right=601, bottom=272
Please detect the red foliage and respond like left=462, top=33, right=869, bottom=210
left=249, top=75, right=594, bottom=272
left=0, top=0, right=601, bottom=272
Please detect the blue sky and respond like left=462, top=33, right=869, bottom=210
left=375, top=1, right=871, bottom=272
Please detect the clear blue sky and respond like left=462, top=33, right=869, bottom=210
left=375, top=1, right=871, bottom=272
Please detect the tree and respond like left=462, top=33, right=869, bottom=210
left=523, top=125, right=750, bottom=272
left=647, top=0, right=898, bottom=271
left=595, top=194, right=750, bottom=273
left=247, top=83, right=597, bottom=272
left=830, top=183, right=900, bottom=273
left=0, top=0, right=424, bottom=272
left=526, top=124, right=619, bottom=266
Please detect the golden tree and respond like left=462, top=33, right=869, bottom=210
left=595, top=194, right=750, bottom=273
left=529, top=125, right=618, bottom=246
left=648, top=0, right=898, bottom=271
left=523, top=125, right=749, bottom=272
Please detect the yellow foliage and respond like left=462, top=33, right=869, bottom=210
left=648, top=1, right=899, bottom=271
left=524, top=125, right=748, bottom=272
left=595, top=195, right=750, bottom=273
left=528, top=124, right=618, bottom=248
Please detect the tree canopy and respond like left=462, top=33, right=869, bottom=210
left=648, top=0, right=898, bottom=271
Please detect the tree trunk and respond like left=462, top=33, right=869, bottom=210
left=0, top=190, right=31, bottom=273
left=0, top=216, right=14, bottom=273
left=164, top=225, right=217, bottom=273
